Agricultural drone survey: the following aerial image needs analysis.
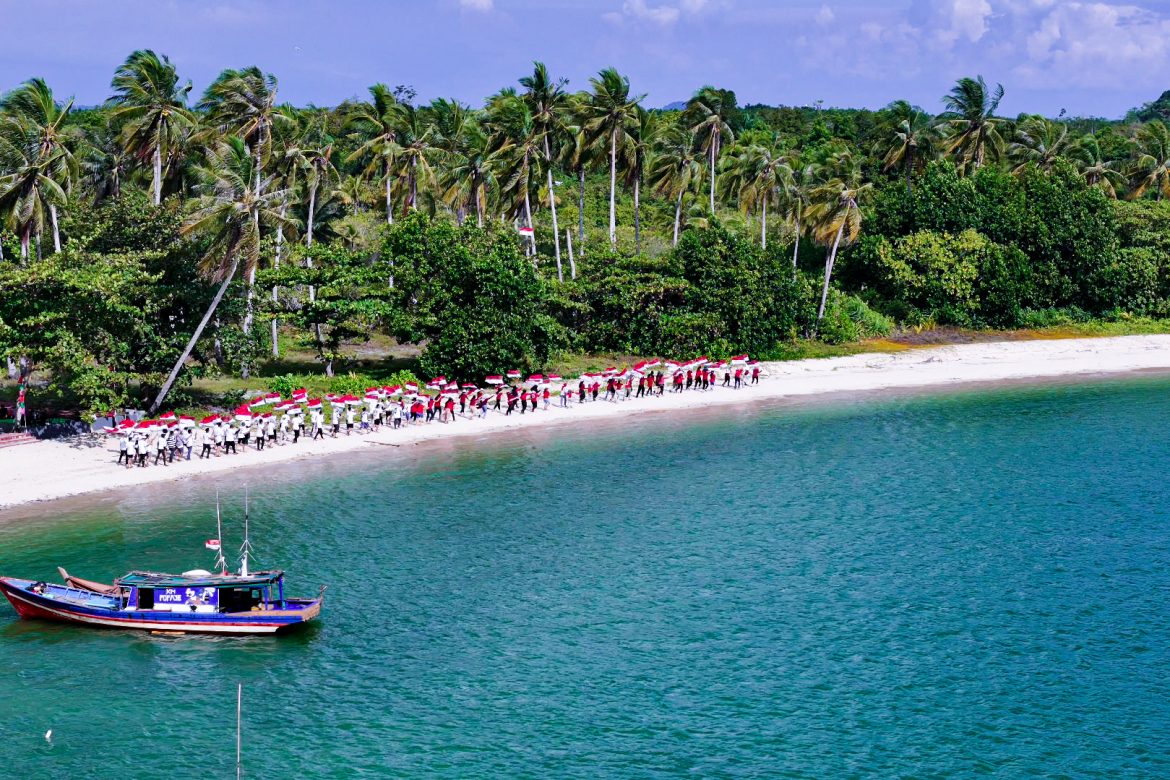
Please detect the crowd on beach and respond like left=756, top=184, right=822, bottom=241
left=108, top=359, right=764, bottom=469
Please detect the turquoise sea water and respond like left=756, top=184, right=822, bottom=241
left=1, top=377, right=1169, bottom=778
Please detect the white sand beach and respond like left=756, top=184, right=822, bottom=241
left=3, top=334, right=1170, bottom=512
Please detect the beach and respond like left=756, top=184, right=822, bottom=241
left=3, top=333, right=1170, bottom=512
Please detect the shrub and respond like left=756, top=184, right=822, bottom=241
left=818, top=291, right=894, bottom=344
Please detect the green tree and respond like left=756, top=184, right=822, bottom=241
left=687, top=86, right=737, bottom=214
left=1008, top=116, right=1072, bottom=174
left=151, top=137, right=291, bottom=410
left=874, top=100, right=936, bottom=192
left=520, top=62, right=570, bottom=269
left=0, top=78, right=77, bottom=254
left=383, top=213, right=556, bottom=380
left=808, top=154, right=871, bottom=326
left=259, top=244, right=395, bottom=376
left=1131, top=120, right=1170, bottom=201
left=939, top=76, right=1006, bottom=173
left=109, top=49, right=193, bottom=205
left=1071, top=134, right=1125, bottom=199
left=647, top=124, right=702, bottom=246
left=345, top=84, right=405, bottom=225
left=585, top=68, right=642, bottom=249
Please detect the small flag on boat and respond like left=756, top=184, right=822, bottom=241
left=205, top=539, right=221, bottom=551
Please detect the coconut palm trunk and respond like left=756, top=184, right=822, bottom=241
left=544, top=137, right=562, bottom=270
left=271, top=204, right=285, bottom=358
left=633, top=177, right=641, bottom=255
left=150, top=259, right=240, bottom=413
left=791, top=216, right=800, bottom=270
left=708, top=131, right=718, bottom=214
left=816, top=220, right=846, bottom=326
left=385, top=159, right=394, bottom=224
left=673, top=190, right=683, bottom=246
left=761, top=198, right=767, bottom=249
left=50, top=205, right=61, bottom=253
left=578, top=165, right=586, bottom=245
left=566, top=229, right=576, bottom=279
left=153, top=144, right=163, bottom=206
left=523, top=189, right=536, bottom=259
left=608, top=129, right=617, bottom=248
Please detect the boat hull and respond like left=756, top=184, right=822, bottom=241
left=0, top=577, right=322, bottom=635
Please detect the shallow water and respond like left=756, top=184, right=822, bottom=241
left=1, top=377, right=1168, bottom=778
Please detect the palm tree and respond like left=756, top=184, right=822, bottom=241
left=0, top=121, right=66, bottom=261
left=82, top=122, right=131, bottom=204
left=440, top=110, right=506, bottom=228
left=109, top=49, right=193, bottom=205
left=335, top=174, right=371, bottom=215
left=687, top=86, right=737, bottom=214
left=563, top=92, right=597, bottom=249
left=584, top=68, right=642, bottom=249
left=648, top=124, right=702, bottom=246
left=198, top=67, right=287, bottom=343
left=345, top=84, right=404, bottom=225
left=1071, top=135, right=1125, bottom=198
left=150, top=136, right=290, bottom=411
left=487, top=91, right=542, bottom=257
left=939, top=76, right=1007, bottom=173
left=623, top=106, right=662, bottom=255
left=779, top=155, right=818, bottom=271
left=724, top=140, right=791, bottom=249
left=0, top=78, right=77, bottom=253
left=521, top=62, right=570, bottom=268
left=1130, top=121, right=1170, bottom=201
left=199, top=66, right=284, bottom=191
left=266, top=107, right=310, bottom=356
left=875, top=100, right=935, bottom=191
left=391, top=102, right=436, bottom=213
left=1008, top=116, right=1072, bottom=174
left=807, top=153, right=870, bottom=328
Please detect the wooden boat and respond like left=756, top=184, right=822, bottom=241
left=0, top=570, right=324, bottom=635
left=0, top=494, right=324, bottom=635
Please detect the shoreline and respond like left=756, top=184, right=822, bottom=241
left=4, top=334, right=1170, bottom=513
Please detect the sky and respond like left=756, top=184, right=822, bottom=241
left=1, top=0, right=1168, bottom=118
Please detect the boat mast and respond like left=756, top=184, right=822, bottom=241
left=214, top=490, right=228, bottom=574
left=239, top=488, right=252, bottom=576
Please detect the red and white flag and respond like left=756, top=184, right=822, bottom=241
left=517, top=226, right=534, bottom=237
left=205, top=539, right=222, bottom=551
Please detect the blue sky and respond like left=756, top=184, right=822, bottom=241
left=1, top=0, right=1167, bottom=118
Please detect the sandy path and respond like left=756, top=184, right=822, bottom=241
left=3, top=334, right=1170, bottom=511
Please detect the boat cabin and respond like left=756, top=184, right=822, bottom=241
left=116, top=570, right=287, bottom=614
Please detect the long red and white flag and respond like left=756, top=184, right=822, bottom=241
left=205, top=539, right=221, bottom=551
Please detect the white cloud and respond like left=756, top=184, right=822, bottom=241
left=603, top=0, right=717, bottom=27
left=459, top=0, right=493, bottom=11
left=815, top=4, right=835, bottom=25
left=1013, top=2, right=1170, bottom=89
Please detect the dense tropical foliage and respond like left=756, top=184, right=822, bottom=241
left=5, top=56, right=1170, bottom=418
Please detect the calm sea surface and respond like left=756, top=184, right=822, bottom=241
left=2, top=377, right=1169, bottom=778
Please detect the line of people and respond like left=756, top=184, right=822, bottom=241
left=113, top=363, right=763, bottom=468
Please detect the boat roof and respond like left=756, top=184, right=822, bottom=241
left=116, top=570, right=284, bottom=588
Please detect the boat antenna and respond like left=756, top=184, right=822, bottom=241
left=214, top=490, right=228, bottom=574
left=236, top=682, right=243, bottom=780
left=239, top=487, right=252, bottom=577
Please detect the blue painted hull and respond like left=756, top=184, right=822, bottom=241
left=0, top=577, right=322, bottom=635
